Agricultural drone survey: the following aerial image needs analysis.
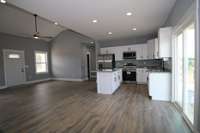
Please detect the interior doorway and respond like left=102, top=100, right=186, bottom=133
left=3, top=49, right=26, bottom=87
left=86, top=54, right=90, bottom=80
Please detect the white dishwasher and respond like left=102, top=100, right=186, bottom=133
left=148, top=72, right=171, bottom=101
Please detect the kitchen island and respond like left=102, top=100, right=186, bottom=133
left=97, top=69, right=122, bottom=94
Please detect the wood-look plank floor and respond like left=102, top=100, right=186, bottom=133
left=0, top=81, right=191, bottom=133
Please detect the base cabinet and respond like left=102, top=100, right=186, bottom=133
left=148, top=72, right=171, bottom=101
left=136, top=68, right=148, bottom=84
left=97, top=69, right=122, bottom=94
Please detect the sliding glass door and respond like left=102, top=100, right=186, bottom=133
left=183, top=24, right=195, bottom=123
left=175, top=23, right=195, bottom=124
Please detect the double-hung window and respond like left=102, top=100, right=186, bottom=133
left=35, top=51, right=48, bottom=74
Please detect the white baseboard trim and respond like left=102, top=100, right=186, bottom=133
left=52, top=78, right=84, bottom=82
left=0, top=78, right=52, bottom=89
left=0, top=86, right=7, bottom=90
left=0, top=78, right=85, bottom=89
left=24, top=78, right=52, bottom=85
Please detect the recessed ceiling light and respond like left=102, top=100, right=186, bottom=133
left=126, top=12, right=132, bottom=16
left=92, top=19, right=98, bottom=23
left=54, top=22, right=58, bottom=25
left=0, top=0, right=6, bottom=4
left=132, top=28, right=137, bottom=31
left=108, top=32, right=112, bottom=35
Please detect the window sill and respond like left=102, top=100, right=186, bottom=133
left=36, top=72, right=49, bottom=75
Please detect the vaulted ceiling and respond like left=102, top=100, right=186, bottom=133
left=2, top=0, right=176, bottom=41
left=0, top=4, right=66, bottom=41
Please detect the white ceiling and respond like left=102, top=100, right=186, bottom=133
left=5, top=0, right=176, bottom=41
left=0, top=4, right=66, bottom=41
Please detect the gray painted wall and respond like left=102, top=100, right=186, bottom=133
left=164, top=0, right=194, bottom=27
left=51, top=30, right=93, bottom=80
left=0, top=33, right=51, bottom=86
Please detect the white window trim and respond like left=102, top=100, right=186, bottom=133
left=35, top=51, right=49, bottom=74
left=194, top=0, right=200, bottom=132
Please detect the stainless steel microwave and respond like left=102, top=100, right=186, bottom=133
left=123, top=52, right=136, bottom=59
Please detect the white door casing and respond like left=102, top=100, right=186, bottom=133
left=3, top=49, right=26, bottom=87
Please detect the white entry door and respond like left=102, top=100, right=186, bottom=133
left=3, top=49, right=26, bottom=87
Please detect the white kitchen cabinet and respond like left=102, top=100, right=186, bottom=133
left=147, top=38, right=159, bottom=59
left=101, top=47, right=123, bottom=61
left=147, top=39, right=154, bottom=59
left=158, top=27, right=172, bottom=58
left=148, top=72, right=171, bottom=101
left=147, top=27, right=172, bottom=59
left=136, top=44, right=147, bottom=60
left=100, top=43, right=148, bottom=61
left=142, top=45, right=148, bottom=59
left=136, top=68, right=148, bottom=84
left=113, top=47, right=123, bottom=61
left=97, top=69, right=122, bottom=94
left=154, top=38, right=159, bottom=58
left=136, top=69, right=143, bottom=83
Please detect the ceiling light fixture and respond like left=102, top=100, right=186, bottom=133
left=34, top=36, right=39, bottom=39
left=108, top=32, right=112, bottom=35
left=0, top=0, right=6, bottom=4
left=92, top=19, right=98, bottom=23
left=54, top=22, right=58, bottom=25
left=90, top=41, right=94, bottom=44
left=126, top=12, right=132, bottom=16
left=132, top=28, right=137, bottom=31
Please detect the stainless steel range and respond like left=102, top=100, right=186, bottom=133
left=123, top=63, right=137, bottom=83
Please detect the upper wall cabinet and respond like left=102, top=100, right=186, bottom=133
left=100, top=47, right=123, bottom=61
left=100, top=44, right=148, bottom=61
left=147, top=27, right=172, bottom=59
left=136, top=44, right=147, bottom=60
left=147, top=38, right=159, bottom=59
left=158, top=27, right=172, bottom=58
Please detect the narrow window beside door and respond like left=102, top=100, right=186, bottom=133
left=35, top=51, right=48, bottom=74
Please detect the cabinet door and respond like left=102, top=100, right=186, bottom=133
left=113, top=47, right=123, bottom=61
left=147, top=40, right=154, bottom=59
left=136, top=48, right=140, bottom=60
left=136, top=46, right=142, bottom=60
left=158, top=27, right=172, bottom=58
left=142, top=69, right=148, bottom=83
left=154, top=38, right=159, bottom=59
left=142, top=45, right=147, bottom=59
left=100, top=48, right=107, bottom=54
left=147, top=38, right=159, bottom=59
left=137, top=69, right=148, bottom=83
left=136, top=69, right=142, bottom=83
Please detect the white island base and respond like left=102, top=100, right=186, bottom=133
left=97, top=69, right=122, bottom=94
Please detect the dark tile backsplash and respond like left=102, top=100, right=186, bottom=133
left=116, top=58, right=172, bottom=72
left=116, top=59, right=163, bottom=69
left=163, top=58, right=172, bottom=72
